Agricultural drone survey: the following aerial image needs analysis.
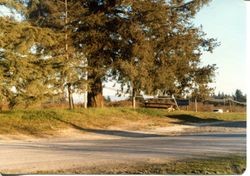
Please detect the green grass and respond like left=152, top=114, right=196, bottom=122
left=0, top=110, right=65, bottom=136
left=0, top=108, right=246, bottom=137
left=36, top=155, right=246, bottom=174
left=150, top=155, right=246, bottom=175
left=136, top=109, right=246, bottom=121
left=0, top=108, right=170, bottom=136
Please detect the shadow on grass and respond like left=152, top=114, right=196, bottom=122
left=53, top=117, right=165, bottom=138
left=167, top=114, right=246, bottom=128
left=167, top=114, right=222, bottom=123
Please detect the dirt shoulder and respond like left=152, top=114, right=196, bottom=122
left=0, top=120, right=246, bottom=142
left=0, top=109, right=246, bottom=141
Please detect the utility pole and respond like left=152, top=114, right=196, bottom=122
left=195, top=97, right=198, bottom=112
left=84, top=69, right=88, bottom=109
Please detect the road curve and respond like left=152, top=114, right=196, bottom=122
left=0, top=132, right=246, bottom=174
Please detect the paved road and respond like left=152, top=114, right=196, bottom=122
left=0, top=132, right=246, bottom=173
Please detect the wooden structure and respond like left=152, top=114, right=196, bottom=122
left=144, top=96, right=179, bottom=110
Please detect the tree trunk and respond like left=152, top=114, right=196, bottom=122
left=67, top=84, right=73, bottom=109
left=71, top=95, right=75, bottom=109
left=132, top=88, right=136, bottom=109
left=65, top=0, right=73, bottom=110
left=87, top=78, right=104, bottom=108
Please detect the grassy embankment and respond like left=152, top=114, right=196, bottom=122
left=37, top=155, right=246, bottom=175
left=0, top=108, right=246, bottom=137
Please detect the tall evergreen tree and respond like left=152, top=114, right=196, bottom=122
left=1, top=0, right=218, bottom=108
left=106, top=0, right=217, bottom=104
left=1, top=0, right=88, bottom=109
left=234, top=89, right=246, bottom=102
left=73, top=0, right=218, bottom=107
left=0, top=10, right=60, bottom=108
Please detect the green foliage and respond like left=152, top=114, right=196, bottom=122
left=0, top=0, right=218, bottom=108
left=99, top=0, right=218, bottom=97
left=0, top=1, right=87, bottom=108
left=234, top=89, right=246, bottom=102
left=0, top=16, right=60, bottom=108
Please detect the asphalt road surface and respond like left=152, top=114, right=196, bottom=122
left=0, top=131, right=246, bottom=173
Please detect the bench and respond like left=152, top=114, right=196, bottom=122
left=144, top=101, right=176, bottom=111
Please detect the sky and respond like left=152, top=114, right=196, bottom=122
left=247, top=1, right=250, bottom=99
left=0, top=5, right=23, bottom=21
left=193, top=0, right=247, bottom=95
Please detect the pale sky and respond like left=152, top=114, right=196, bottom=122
left=247, top=1, right=250, bottom=99
left=194, top=0, right=247, bottom=95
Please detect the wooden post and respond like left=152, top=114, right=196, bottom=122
left=172, top=95, right=180, bottom=110
left=229, top=99, right=232, bottom=112
left=223, top=98, right=226, bottom=111
left=195, top=97, right=198, bottom=112
left=83, top=91, right=87, bottom=109
left=132, top=88, right=136, bottom=109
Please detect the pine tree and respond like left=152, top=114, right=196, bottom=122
left=72, top=0, right=118, bottom=107
left=1, top=0, right=88, bottom=109
left=0, top=10, right=60, bottom=108
left=148, top=0, right=217, bottom=97
left=104, top=0, right=217, bottom=105
left=234, top=89, right=246, bottom=102
left=27, top=0, right=89, bottom=109
left=1, top=0, right=218, bottom=109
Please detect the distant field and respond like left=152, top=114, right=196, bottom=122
left=0, top=108, right=246, bottom=137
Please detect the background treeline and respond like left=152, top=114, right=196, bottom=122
left=0, top=0, right=219, bottom=109
left=212, top=89, right=247, bottom=103
left=104, top=89, right=246, bottom=113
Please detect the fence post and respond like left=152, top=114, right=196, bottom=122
left=195, top=97, right=198, bottom=112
